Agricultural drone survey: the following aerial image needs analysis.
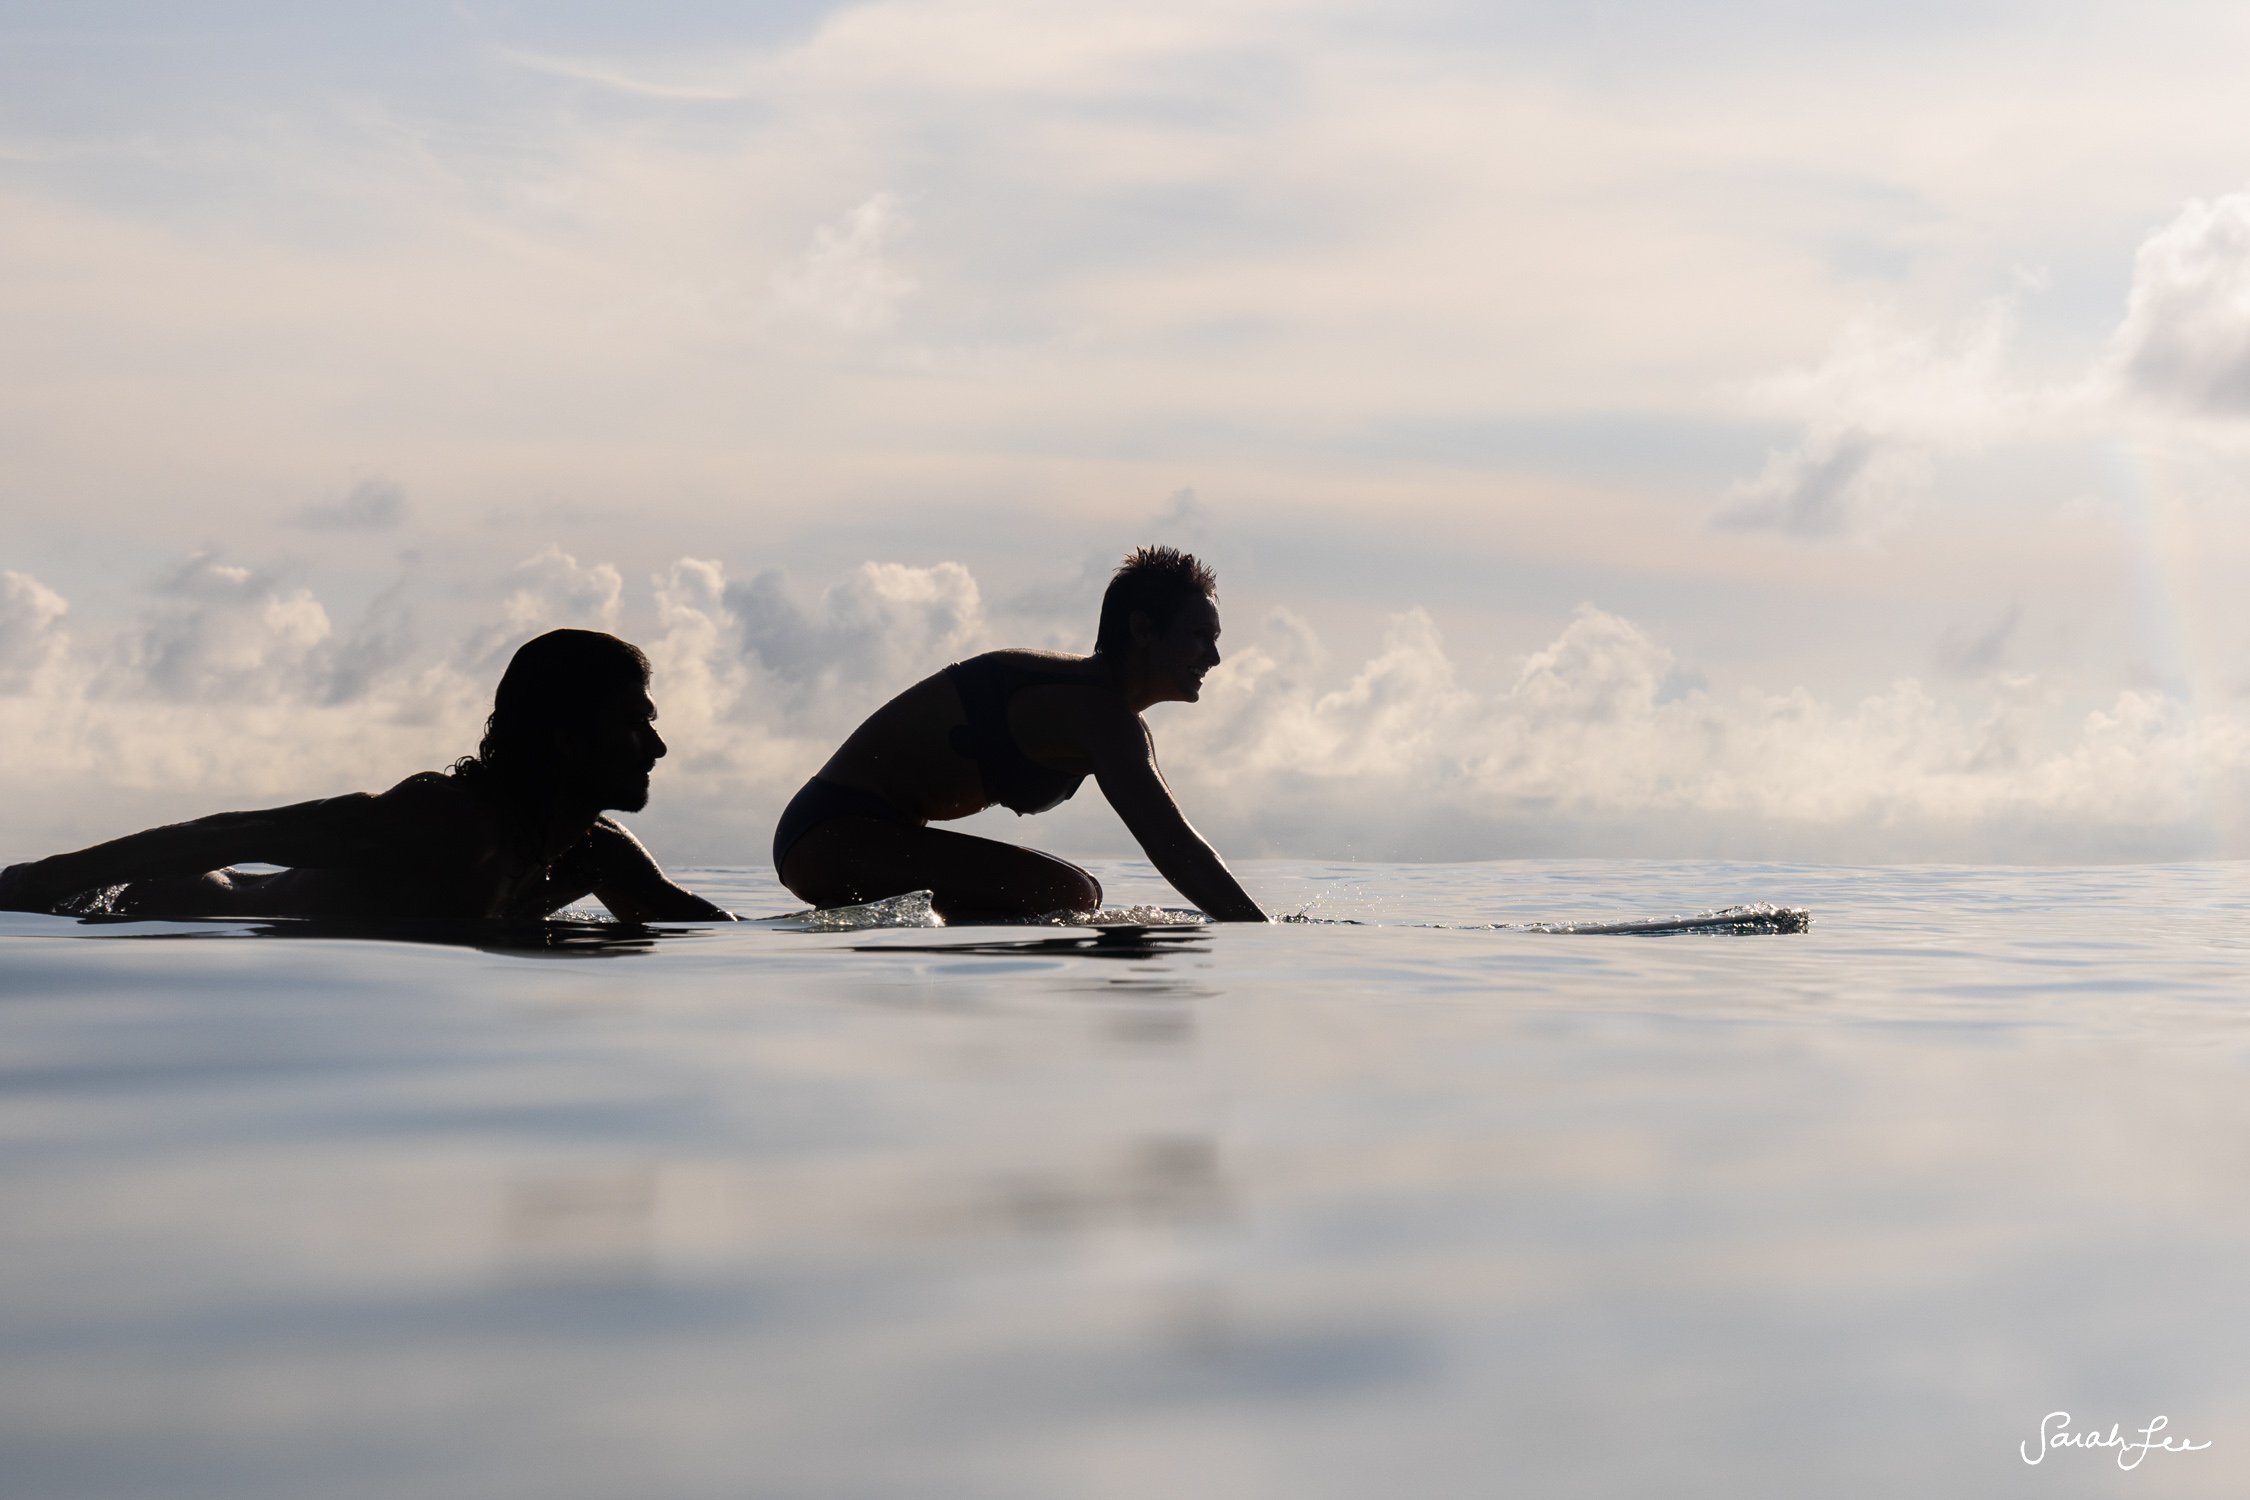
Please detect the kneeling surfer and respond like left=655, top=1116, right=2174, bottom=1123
left=773, top=545, right=1267, bottom=923
left=0, top=629, right=735, bottom=922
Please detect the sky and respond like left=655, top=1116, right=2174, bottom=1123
left=8, top=0, right=2250, bottom=866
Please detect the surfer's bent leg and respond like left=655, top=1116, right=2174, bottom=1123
left=780, top=817, right=1101, bottom=921
left=112, top=868, right=244, bottom=917
left=108, top=867, right=318, bottom=918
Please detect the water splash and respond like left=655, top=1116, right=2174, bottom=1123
left=1037, top=905, right=1207, bottom=928
left=771, top=889, right=945, bottom=931
left=767, top=897, right=1208, bottom=930
left=54, top=884, right=130, bottom=917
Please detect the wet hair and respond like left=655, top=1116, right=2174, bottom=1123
left=1095, top=546, right=1218, bottom=659
left=451, top=629, right=650, bottom=789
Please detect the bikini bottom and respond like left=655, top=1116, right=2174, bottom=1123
left=772, top=776, right=913, bottom=875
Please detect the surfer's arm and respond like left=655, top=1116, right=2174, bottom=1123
left=1092, top=720, right=1267, bottom=923
left=0, top=794, right=385, bottom=910
left=573, top=817, right=737, bottom=922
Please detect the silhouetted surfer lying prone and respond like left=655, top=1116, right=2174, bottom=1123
left=0, top=629, right=734, bottom=923
left=774, top=546, right=1268, bottom=924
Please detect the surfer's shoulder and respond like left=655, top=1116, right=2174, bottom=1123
left=962, top=646, right=1097, bottom=672
left=378, top=770, right=472, bottom=810
left=361, top=772, right=490, bottom=847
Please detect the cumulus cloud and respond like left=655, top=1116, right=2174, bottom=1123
left=456, top=545, right=627, bottom=672
left=9, top=552, right=2250, bottom=867
left=768, top=193, right=917, bottom=335
left=2110, top=190, right=2250, bottom=416
left=122, top=553, right=336, bottom=703
left=638, top=558, right=845, bottom=803
left=503, top=545, right=623, bottom=632
left=295, top=477, right=408, bottom=531
left=725, top=560, right=984, bottom=699
left=1508, top=604, right=1673, bottom=724
left=1160, top=599, right=2250, bottom=863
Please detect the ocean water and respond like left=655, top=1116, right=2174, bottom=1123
left=4, top=858, right=2248, bottom=1499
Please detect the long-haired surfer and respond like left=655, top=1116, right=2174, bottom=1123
left=773, top=545, right=1267, bottom=923
left=0, top=629, right=735, bottom=922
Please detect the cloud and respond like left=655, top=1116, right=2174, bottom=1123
left=1714, top=430, right=1892, bottom=537
left=0, top=570, right=69, bottom=694
left=1151, top=486, right=1214, bottom=543
left=1719, top=189, right=2250, bottom=547
left=295, top=477, right=408, bottom=531
left=504, top=545, right=623, bottom=630
left=121, top=553, right=335, bottom=703
left=1713, top=305, right=2027, bottom=538
left=648, top=557, right=755, bottom=737
left=767, top=193, right=917, bottom=334
left=1933, top=603, right=2021, bottom=680
left=454, top=545, right=626, bottom=672
left=1508, top=604, right=1674, bottom=724
left=725, top=559, right=984, bottom=697
left=637, top=557, right=843, bottom=797
left=323, top=569, right=418, bottom=707
left=496, top=48, right=752, bottom=102
left=2110, top=190, right=2250, bottom=416
left=996, top=496, right=1220, bottom=642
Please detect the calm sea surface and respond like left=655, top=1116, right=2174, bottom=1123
left=5, top=859, right=2250, bottom=1499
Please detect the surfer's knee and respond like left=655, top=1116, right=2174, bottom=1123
left=1060, top=862, right=1101, bottom=912
left=115, top=869, right=235, bottom=917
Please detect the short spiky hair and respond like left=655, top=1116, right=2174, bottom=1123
left=1096, top=546, right=1218, bottom=658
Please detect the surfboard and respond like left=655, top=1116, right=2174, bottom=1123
left=1520, top=903, right=1810, bottom=935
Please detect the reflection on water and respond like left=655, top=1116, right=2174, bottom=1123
left=500, top=1162, right=661, bottom=1280
left=855, top=926, right=1212, bottom=962
left=5, top=859, right=2250, bottom=1499
left=58, top=910, right=682, bottom=957
left=925, top=1135, right=1231, bottom=1240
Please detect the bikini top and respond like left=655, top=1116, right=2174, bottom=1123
left=943, top=652, right=1092, bottom=815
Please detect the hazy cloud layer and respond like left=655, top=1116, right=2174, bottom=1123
left=1933, top=604, right=2021, bottom=680
left=0, top=571, right=69, bottom=694
left=295, top=478, right=408, bottom=531
left=1716, top=430, right=1889, bottom=537
left=1713, top=303, right=2039, bottom=538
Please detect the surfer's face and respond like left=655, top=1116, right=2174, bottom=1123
left=1143, top=595, right=1223, bottom=703
left=569, top=686, right=667, bottom=812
